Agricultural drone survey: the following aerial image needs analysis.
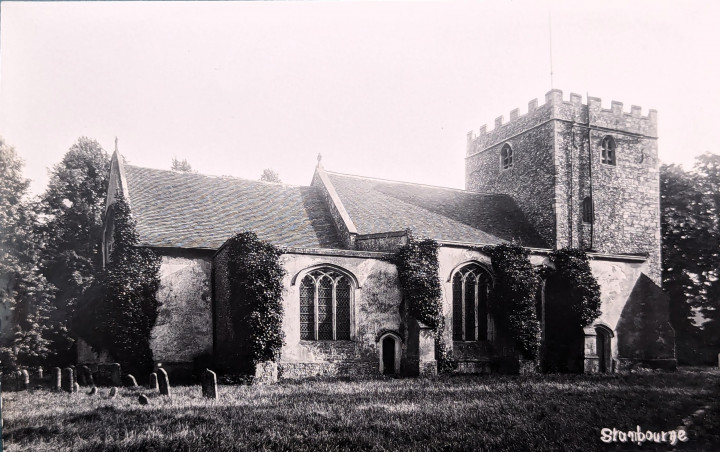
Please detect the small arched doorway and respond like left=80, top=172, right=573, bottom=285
left=379, top=332, right=401, bottom=375
left=595, top=326, right=613, bottom=373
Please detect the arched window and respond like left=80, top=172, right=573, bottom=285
left=501, top=143, right=513, bottom=170
left=582, top=196, right=594, bottom=223
left=601, top=136, right=616, bottom=165
left=452, top=264, right=492, bottom=341
left=300, top=269, right=352, bottom=340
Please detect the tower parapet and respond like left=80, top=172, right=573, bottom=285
left=467, top=90, right=658, bottom=156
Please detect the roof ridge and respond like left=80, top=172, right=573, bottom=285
left=124, top=164, right=309, bottom=188
left=323, top=169, right=507, bottom=196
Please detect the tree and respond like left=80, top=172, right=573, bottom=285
left=0, top=138, right=56, bottom=370
left=260, top=169, right=282, bottom=183
left=171, top=157, right=195, bottom=173
left=75, top=196, right=160, bottom=375
left=661, top=156, right=720, bottom=364
left=36, top=137, right=110, bottom=363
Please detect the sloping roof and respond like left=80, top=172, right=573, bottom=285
left=123, top=165, right=344, bottom=249
left=325, top=171, right=548, bottom=248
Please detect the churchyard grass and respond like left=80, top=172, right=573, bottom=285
left=2, top=367, right=719, bottom=451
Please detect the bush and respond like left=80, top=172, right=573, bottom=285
left=483, top=243, right=541, bottom=359
left=225, top=232, right=286, bottom=368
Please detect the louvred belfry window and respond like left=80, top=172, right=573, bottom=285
left=299, top=269, right=352, bottom=341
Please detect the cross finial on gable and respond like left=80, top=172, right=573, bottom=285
left=115, top=136, right=119, bottom=153
left=317, top=153, right=323, bottom=168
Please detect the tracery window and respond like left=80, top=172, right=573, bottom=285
left=601, top=135, right=616, bottom=165
left=300, top=269, right=351, bottom=340
left=452, top=264, right=492, bottom=341
left=501, top=143, right=513, bottom=170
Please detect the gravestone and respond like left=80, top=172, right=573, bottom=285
left=109, top=363, right=122, bottom=387
left=88, top=386, right=97, bottom=396
left=109, top=387, right=118, bottom=399
left=149, top=373, right=159, bottom=391
left=201, top=369, right=217, bottom=399
left=36, top=366, right=44, bottom=380
left=157, top=368, right=171, bottom=397
left=138, top=394, right=149, bottom=405
left=51, top=367, right=61, bottom=391
left=78, top=366, right=93, bottom=386
left=19, top=369, right=30, bottom=391
left=125, top=374, right=138, bottom=387
left=73, top=382, right=80, bottom=393
left=253, top=362, right=278, bottom=385
left=62, top=368, right=74, bottom=393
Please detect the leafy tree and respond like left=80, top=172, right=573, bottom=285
left=661, top=156, right=720, bottom=364
left=171, top=157, right=195, bottom=173
left=260, top=169, right=282, bottom=183
left=75, top=196, right=160, bottom=375
left=36, top=137, right=110, bottom=363
left=0, top=139, right=56, bottom=370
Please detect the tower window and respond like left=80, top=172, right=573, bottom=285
left=582, top=196, right=594, bottom=223
left=501, top=143, right=513, bottom=170
left=601, top=136, right=616, bottom=165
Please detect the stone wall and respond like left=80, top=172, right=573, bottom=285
left=150, top=254, right=213, bottom=364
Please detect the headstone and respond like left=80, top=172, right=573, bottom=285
left=149, top=373, right=159, bottom=391
left=201, top=369, right=217, bottom=399
left=73, top=382, right=80, bottom=393
left=61, top=368, right=74, bottom=393
left=109, top=363, right=122, bottom=387
left=78, top=366, right=93, bottom=386
left=71, top=366, right=78, bottom=385
left=36, top=366, right=44, bottom=380
left=19, top=369, right=30, bottom=391
left=88, top=386, right=97, bottom=396
left=138, top=394, right=149, bottom=405
left=253, top=362, right=278, bottom=385
left=109, top=387, right=118, bottom=399
left=125, top=374, right=138, bottom=387
left=51, top=367, right=61, bottom=391
left=157, top=368, right=171, bottom=397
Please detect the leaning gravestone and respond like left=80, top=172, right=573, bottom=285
left=109, top=363, right=122, bottom=387
left=149, top=373, right=159, bottom=391
left=88, top=386, right=97, bottom=396
left=51, top=367, right=61, bottom=391
left=157, top=368, right=171, bottom=397
left=138, top=394, right=149, bottom=405
left=201, top=369, right=217, bottom=400
left=109, top=387, right=118, bottom=399
left=62, top=368, right=74, bottom=393
left=125, top=374, right=138, bottom=387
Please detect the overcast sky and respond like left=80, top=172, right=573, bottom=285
left=2, top=0, right=719, bottom=196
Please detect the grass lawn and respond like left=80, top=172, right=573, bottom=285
left=2, top=367, right=719, bottom=451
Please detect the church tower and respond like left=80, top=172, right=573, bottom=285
left=465, top=89, right=660, bottom=282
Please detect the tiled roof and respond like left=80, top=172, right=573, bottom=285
left=325, top=171, right=548, bottom=248
left=123, top=165, right=344, bottom=249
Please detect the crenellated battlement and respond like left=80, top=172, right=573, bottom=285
left=467, top=89, right=658, bottom=156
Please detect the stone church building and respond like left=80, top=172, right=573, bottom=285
left=82, top=90, right=676, bottom=378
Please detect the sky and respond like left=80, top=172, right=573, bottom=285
left=1, top=0, right=720, bottom=196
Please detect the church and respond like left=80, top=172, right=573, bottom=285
left=81, top=90, right=676, bottom=379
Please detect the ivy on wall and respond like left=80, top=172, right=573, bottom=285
left=75, top=196, right=160, bottom=375
left=394, top=234, right=456, bottom=372
left=547, top=248, right=602, bottom=327
left=482, top=243, right=542, bottom=360
left=225, top=232, right=285, bottom=369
